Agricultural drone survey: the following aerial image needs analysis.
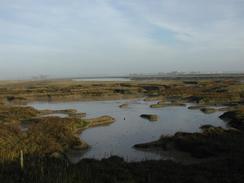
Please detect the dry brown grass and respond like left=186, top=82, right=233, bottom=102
left=0, top=106, right=39, bottom=124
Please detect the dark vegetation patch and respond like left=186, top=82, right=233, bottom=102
left=183, top=81, right=198, bottom=85
left=220, top=108, right=244, bottom=130
left=113, top=88, right=132, bottom=94
left=119, top=103, right=129, bottom=109
left=200, top=107, right=217, bottom=114
left=135, top=127, right=242, bottom=158
left=0, top=154, right=244, bottom=183
left=140, top=114, right=159, bottom=121
left=6, top=96, right=26, bottom=102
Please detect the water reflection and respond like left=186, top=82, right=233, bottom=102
left=30, top=99, right=225, bottom=162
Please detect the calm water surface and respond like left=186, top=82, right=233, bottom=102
left=29, top=99, right=225, bottom=162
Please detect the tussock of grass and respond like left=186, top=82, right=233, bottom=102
left=140, top=114, right=159, bottom=121
left=0, top=106, right=39, bottom=124
left=0, top=114, right=93, bottom=161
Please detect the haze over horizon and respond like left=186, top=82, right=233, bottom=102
left=1, top=0, right=244, bottom=80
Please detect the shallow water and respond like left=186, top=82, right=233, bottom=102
left=29, top=99, right=225, bottom=162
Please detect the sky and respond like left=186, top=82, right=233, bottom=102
left=0, top=0, right=244, bottom=79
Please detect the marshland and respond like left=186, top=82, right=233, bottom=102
left=0, top=78, right=244, bottom=182
left=1, top=0, right=244, bottom=182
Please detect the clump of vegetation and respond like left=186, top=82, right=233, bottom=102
left=135, top=125, right=242, bottom=158
left=150, top=102, right=185, bottom=108
left=0, top=106, right=39, bottom=124
left=140, top=114, right=159, bottom=121
left=113, top=88, right=132, bottom=95
left=0, top=116, right=89, bottom=162
left=5, top=96, right=27, bottom=104
left=119, top=103, right=129, bottom=109
left=200, top=107, right=217, bottom=114
left=40, top=109, right=86, bottom=118
left=143, top=96, right=165, bottom=101
left=220, top=108, right=244, bottom=130
left=183, top=81, right=198, bottom=85
left=0, top=124, right=22, bottom=161
left=22, top=117, right=87, bottom=156
left=87, top=116, right=115, bottom=127
left=150, top=103, right=165, bottom=108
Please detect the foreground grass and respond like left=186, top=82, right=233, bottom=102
left=0, top=154, right=244, bottom=183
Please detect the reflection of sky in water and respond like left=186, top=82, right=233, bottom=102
left=30, top=100, right=225, bottom=162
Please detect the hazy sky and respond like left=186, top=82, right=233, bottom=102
left=1, top=0, right=244, bottom=79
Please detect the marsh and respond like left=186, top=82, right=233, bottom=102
left=29, top=99, right=225, bottom=162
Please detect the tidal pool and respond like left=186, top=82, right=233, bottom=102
left=29, top=99, right=225, bottom=162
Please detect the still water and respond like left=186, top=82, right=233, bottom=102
left=29, top=99, right=225, bottom=162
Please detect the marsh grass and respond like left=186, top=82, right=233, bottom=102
left=0, top=153, right=244, bottom=183
left=0, top=79, right=244, bottom=182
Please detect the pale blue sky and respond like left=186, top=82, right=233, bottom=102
left=0, top=0, right=244, bottom=79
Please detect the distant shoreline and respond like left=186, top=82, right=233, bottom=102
left=1, top=73, right=244, bottom=82
left=72, top=73, right=244, bottom=81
